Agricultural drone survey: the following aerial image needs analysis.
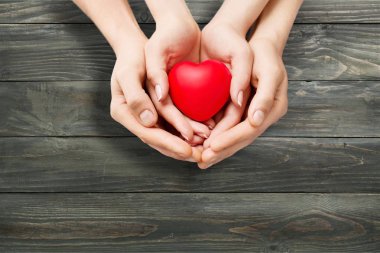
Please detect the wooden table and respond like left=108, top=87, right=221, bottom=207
left=0, top=1, right=379, bottom=252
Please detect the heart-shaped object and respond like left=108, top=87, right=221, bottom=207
left=168, top=60, right=231, bottom=122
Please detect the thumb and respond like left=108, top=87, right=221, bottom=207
left=248, top=76, right=279, bottom=128
left=145, top=44, right=169, bottom=102
left=118, top=75, right=158, bottom=128
left=230, top=48, right=253, bottom=107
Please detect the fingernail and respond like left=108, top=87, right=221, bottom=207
left=139, top=109, right=154, bottom=126
left=182, top=133, right=190, bottom=141
left=200, top=133, right=209, bottom=139
left=208, top=124, right=214, bottom=130
left=155, top=84, right=162, bottom=101
left=252, top=110, right=265, bottom=126
left=237, top=90, right=243, bottom=107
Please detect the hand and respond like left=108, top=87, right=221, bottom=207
left=110, top=35, right=202, bottom=162
left=198, top=38, right=288, bottom=169
left=145, top=15, right=211, bottom=145
left=201, top=22, right=253, bottom=149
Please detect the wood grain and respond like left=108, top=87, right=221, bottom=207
left=0, top=81, right=379, bottom=137
left=0, top=193, right=379, bottom=252
left=0, top=137, right=378, bottom=193
left=0, top=1, right=379, bottom=252
left=0, top=24, right=379, bottom=81
left=0, top=0, right=379, bottom=24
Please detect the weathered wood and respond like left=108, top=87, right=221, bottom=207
left=0, top=193, right=379, bottom=252
left=1, top=81, right=379, bottom=137
left=296, top=0, right=380, bottom=23
left=0, top=137, right=378, bottom=192
left=0, top=0, right=379, bottom=24
left=0, top=24, right=379, bottom=81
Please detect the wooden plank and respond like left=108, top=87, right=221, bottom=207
left=0, top=0, right=379, bottom=24
left=0, top=24, right=379, bottom=81
left=1, top=81, right=379, bottom=137
left=0, top=193, right=379, bottom=252
left=0, top=137, right=378, bottom=192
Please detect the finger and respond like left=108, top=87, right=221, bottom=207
left=203, top=102, right=241, bottom=149
left=188, top=135, right=205, bottom=146
left=204, top=87, right=250, bottom=149
left=191, top=146, right=203, bottom=162
left=209, top=120, right=256, bottom=153
left=194, top=144, right=204, bottom=154
left=213, top=109, right=225, bottom=124
left=211, top=82, right=288, bottom=153
left=187, top=119, right=211, bottom=139
left=115, top=74, right=158, bottom=128
left=248, top=75, right=281, bottom=128
left=110, top=97, right=193, bottom=160
left=145, top=42, right=169, bottom=102
left=147, top=82, right=194, bottom=142
left=199, top=137, right=252, bottom=169
left=147, top=143, right=195, bottom=162
left=203, top=118, right=216, bottom=130
left=230, top=46, right=253, bottom=107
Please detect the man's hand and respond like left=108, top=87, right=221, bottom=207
left=197, top=0, right=302, bottom=168
left=198, top=38, right=288, bottom=169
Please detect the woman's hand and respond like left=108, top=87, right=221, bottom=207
left=198, top=38, right=288, bottom=169
left=144, top=0, right=211, bottom=145
left=110, top=35, right=202, bottom=162
left=201, top=23, right=253, bottom=149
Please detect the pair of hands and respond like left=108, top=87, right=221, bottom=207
left=110, top=17, right=288, bottom=169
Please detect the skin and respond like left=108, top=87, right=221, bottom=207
left=201, top=0, right=269, bottom=150
left=73, top=0, right=303, bottom=168
left=198, top=0, right=304, bottom=169
left=73, top=0, right=204, bottom=162
left=145, top=0, right=211, bottom=145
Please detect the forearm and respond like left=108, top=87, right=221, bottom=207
left=210, top=0, right=270, bottom=35
left=251, top=0, right=303, bottom=54
left=73, top=0, right=145, bottom=56
left=145, top=0, right=195, bottom=26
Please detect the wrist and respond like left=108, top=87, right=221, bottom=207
left=210, top=0, right=270, bottom=36
left=250, top=32, right=285, bottom=55
left=146, top=0, right=195, bottom=26
left=155, top=14, right=199, bottom=33
left=112, top=26, right=147, bottom=57
left=209, top=15, right=253, bottom=36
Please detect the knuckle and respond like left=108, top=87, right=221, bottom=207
left=127, top=92, right=147, bottom=111
left=259, top=96, right=275, bottom=113
left=176, top=148, right=192, bottom=160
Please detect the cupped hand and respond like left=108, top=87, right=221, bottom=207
left=109, top=35, right=202, bottom=162
left=200, top=22, right=253, bottom=149
left=145, top=17, right=211, bottom=144
left=198, top=38, right=288, bottom=169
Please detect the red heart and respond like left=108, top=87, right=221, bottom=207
left=168, top=60, right=231, bottom=122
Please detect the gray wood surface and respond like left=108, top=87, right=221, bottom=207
left=1, top=1, right=379, bottom=252
left=1, top=81, right=379, bottom=137
left=1, top=24, right=379, bottom=81
left=0, top=0, right=379, bottom=24
left=0, top=193, right=379, bottom=252
left=0, top=137, right=378, bottom=193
